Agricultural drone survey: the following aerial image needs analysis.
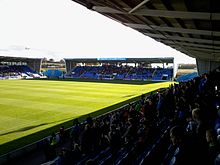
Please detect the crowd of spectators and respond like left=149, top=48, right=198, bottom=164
left=69, top=65, right=173, bottom=81
left=0, top=64, right=39, bottom=79
left=164, top=69, right=220, bottom=165
left=40, top=66, right=220, bottom=165
left=0, top=65, right=21, bottom=79
left=0, top=65, right=214, bottom=165
left=41, top=90, right=167, bottom=165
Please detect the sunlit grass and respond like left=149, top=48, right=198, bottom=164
left=0, top=79, right=172, bottom=154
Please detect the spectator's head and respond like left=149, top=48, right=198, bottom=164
left=206, top=128, right=217, bottom=144
left=86, top=116, right=93, bottom=125
left=61, top=147, right=69, bottom=156
left=192, top=108, right=202, bottom=123
left=217, top=110, right=220, bottom=118
left=60, top=126, right=64, bottom=131
left=170, top=125, right=185, bottom=146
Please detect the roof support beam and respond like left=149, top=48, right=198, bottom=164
left=129, top=0, right=150, bottom=14
left=185, top=47, right=220, bottom=53
left=92, top=6, right=124, bottom=14
left=134, top=8, right=217, bottom=20
left=124, top=23, right=152, bottom=30
left=188, top=50, right=217, bottom=58
left=92, top=6, right=220, bottom=20
left=165, top=41, right=220, bottom=50
left=144, top=33, right=220, bottom=44
left=124, top=23, right=220, bottom=36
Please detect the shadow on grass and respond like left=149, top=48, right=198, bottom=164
left=0, top=124, right=47, bottom=136
left=0, top=117, right=73, bottom=136
left=122, top=94, right=136, bottom=98
left=0, top=88, right=166, bottom=156
left=0, top=94, right=142, bottom=156
left=28, top=78, right=167, bottom=85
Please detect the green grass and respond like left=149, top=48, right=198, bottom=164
left=0, top=79, right=173, bottom=155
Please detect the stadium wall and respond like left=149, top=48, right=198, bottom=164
left=197, top=59, right=220, bottom=75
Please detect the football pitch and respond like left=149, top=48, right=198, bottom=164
left=0, top=79, right=172, bottom=154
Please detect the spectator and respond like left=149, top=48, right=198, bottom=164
left=59, top=126, right=65, bottom=143
left=169, top=125, right=196, bottom=165
left=109, top=124, right=122, bottom=154
left=50, top=132, right=58, bottom=147
left=192, top=108, right=208, bottom=139
left=70, top=119, right=81, bottom=144
left=71, top=143, right=82, bottom=163
left=206, top=128, right=220, bottom=164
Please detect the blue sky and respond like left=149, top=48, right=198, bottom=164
left=0, top=0, right=195, bottom=64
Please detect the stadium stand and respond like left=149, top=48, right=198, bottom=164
left=69, top=65, right=173, bottom=81
left=0, top=56, right=42, bottom=79
left=65, top=58, right=174, bottom=81
left=0, top=65, right=41, bottom=79
left=176, top=72, right=198, bottom=82
left=2, top=66, right=220, bottom=165
left=43, top=70, right=63, bottom=78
